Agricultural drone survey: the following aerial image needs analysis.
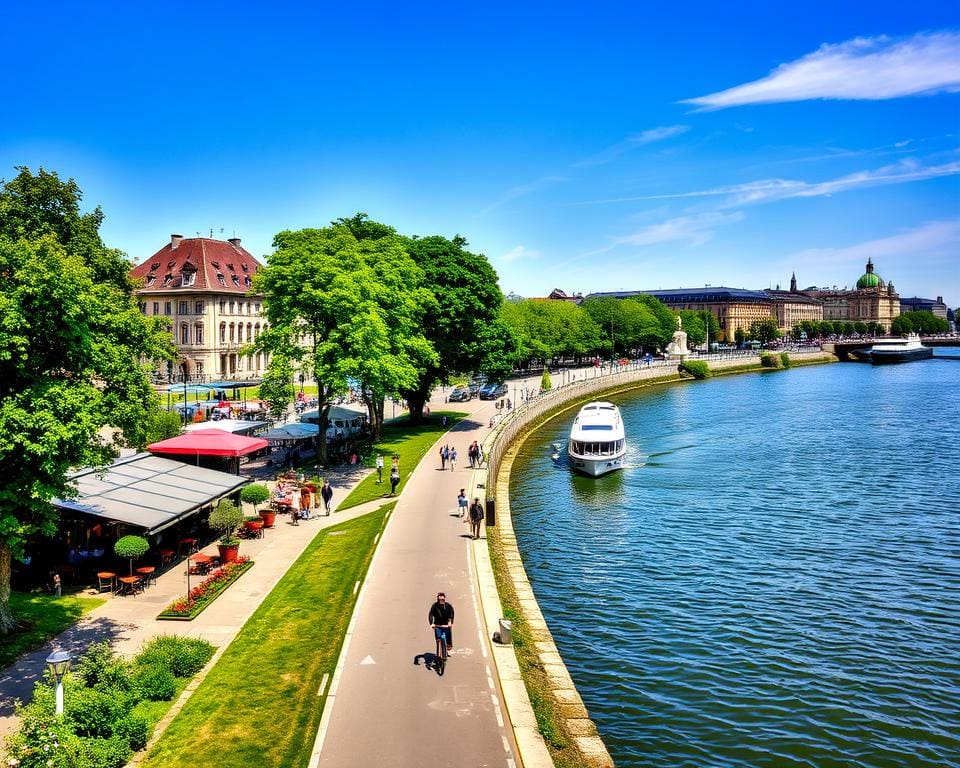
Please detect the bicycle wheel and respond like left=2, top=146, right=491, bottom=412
left=435, top=635, right=446, bottom=676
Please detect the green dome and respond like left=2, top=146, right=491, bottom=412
left=857, top=272, right=882, bottom=288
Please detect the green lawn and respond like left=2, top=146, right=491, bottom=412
left=0, top=592, right=106, bottom=670
left=335, top=410, right=466, bottom=510
left=141, top=506, right=391, bottom=768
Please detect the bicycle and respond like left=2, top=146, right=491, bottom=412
left=433, top=625, right=449, bottom=676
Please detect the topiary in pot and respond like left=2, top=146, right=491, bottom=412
left=114, top=535, right=150, bottom=577
left=240, top=483, right=271, bottom=513
left=209, top=500, right=244, bottom=563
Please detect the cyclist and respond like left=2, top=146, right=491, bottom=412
left=428, top=592, right=455, bottom=658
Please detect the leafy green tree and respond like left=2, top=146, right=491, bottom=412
left=749, top=318, right=782, bottom=346
left=257, top=354, right=295, bottom=421
left=400, top=235, right=515, bottom=421
left=499, top=299, right=601, bottom=366
left=240, top=483, right=271, bottom=513
left=854, top=322, right=867, bottom=335
left=734, top=327, right=746, bottom=345
left=114, top=535, right=149, bottom=577
left=143, top=407, right=183, bottom=446
left=893, top=310, right=948, bottom=335
left=0, top=168, right=173, bottom=633
left=890, top=314, right=914, bottom=335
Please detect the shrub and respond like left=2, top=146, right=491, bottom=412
left=540, top=369, right=552, bottom=391
left=113, top=713, right=150, bottom=751
left=75, top=642, right=133, bottom=693
left=240, top=483, right=271, bottom=511
left=209, top=500, right=244, bottom=545
left=759, top=352, right=779, bottom=368
left=135, top=664, right=176, bottom=701
left=79, top=734, right=131, bottom=768
left=136, top=635, right=215, bottom=678
left=65, top=687, right=127, bottom=738
left=680, top=360, right=711, bottom=379
left=114, top=535, right=149, bottom=576
left=779, top=352, right=792, bottom=369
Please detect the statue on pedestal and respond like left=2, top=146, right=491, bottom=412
left=665, top=315, right=689, bottom=359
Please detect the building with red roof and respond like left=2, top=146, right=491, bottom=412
left=131, top=235, right=270, bottom=382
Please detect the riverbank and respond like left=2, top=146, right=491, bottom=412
left=482, top=350, right=836, bottom=766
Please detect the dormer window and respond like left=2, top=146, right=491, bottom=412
left=241, top=263, right=249, bottom=272
left=150, top=262, right=160, bottom=271
left=145, top=274, right=156, bottom=286
left=162, top=273, right=174, bottom=286
left=211, top=261, right=221, bottom=269
left=216, top=273, right=226, bottom=286
left=226, top=263, right=235, bottom=272
left=231, top=274, right=241, bottom=287
left=244, top=276, right=252, bottom=288
left=167, top=260, right=176, bottom=268
left=182, top=272, right=196, bottom=287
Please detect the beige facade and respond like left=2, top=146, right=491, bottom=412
left=132, top=236, right=270, bottom=382
left=802, top=259, right=900, bottom=331
left=766, top=274, right=824, bottom=332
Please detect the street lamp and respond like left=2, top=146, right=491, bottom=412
left=46, top=650, right=71, bottom=716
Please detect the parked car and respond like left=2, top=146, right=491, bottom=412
left=447, top=387, right=472, bottom=402
left=478, top=382, right=508, bottom=400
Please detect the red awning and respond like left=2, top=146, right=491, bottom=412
left=147, top=429, right=268, bottom=458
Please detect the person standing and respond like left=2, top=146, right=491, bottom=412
left=449, top=447, right=458, bottom=471
left=428, top=592, right=455, bottom=656
left=457, top=489, right=468, bottom=520
left=375, top=454, right=384, bottom=483
left=321, top=480, right=334, bottom=515
left=390, top=466, right=401, bottom=495
left=469, top=497, right=484, bottom=540
left=300, top=485, right=312, bottom=521
left=439, top=445, right=447, bottom=471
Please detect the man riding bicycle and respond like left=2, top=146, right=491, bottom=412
left=428, top=592, right=455, bottom=656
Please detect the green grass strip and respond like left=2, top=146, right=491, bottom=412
left=336, top=410, right=466, bottom=510
left=0, top=592, right=106, bottom=669
left=141, top=505, right=391, bottom=768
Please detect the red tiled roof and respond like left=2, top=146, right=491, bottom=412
left=130, top=237, right=262, bottom=294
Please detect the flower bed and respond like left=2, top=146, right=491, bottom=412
left=158, top=558, right=254, bottom=620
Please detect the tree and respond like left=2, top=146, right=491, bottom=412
left=499, top=300, right=601, bottom=367
left=208, top=500, right=243, bottom=546
left=0, top=168, right=173, bottom=633
left=240, top=483, right=271, bottom=513
left=748, top=319, right=781, bottom=346
left=114, top=535, right=149, bottom=578
left=143, top=407, right=182, bottom=446
left=257, top=354, right=296, bottom=421
left=540, top=369, right=552, bottom=391
left=400, top=235, right=515, bottom=421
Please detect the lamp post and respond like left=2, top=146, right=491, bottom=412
left=46, top=650, right=71, bottom=716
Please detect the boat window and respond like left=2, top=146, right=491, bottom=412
left=582, top=425, right=613, bottom=431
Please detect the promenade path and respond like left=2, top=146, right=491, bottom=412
left=313, top=395, right=518, bottom=768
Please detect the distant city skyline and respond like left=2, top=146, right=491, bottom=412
left=2, top=3, right=957, bottom=305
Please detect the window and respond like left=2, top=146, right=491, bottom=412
left=244, top=276, right=252, bottom=288
left=180, top=324, right=189, bottom=345
left=219, top=300, right=226, bottom=312
left=254, top=323, right=260, bottom=339
left=145, top=274, right=156, bottom=286
left=246, top=323, right=253, bottom=341
left=150, top=262, right=160, bottom=271
left=138, top=302, right=146, bottom=314
left=255, top=303, right=261, bottom=314
left=229, top=323, right=235, bottom=343
left=219, top=323, right=226, bottom=343
left=231, top=275, right=241, bottom=287
left=152, top=302, right=159, bottom=315
left=195, top=301, right=203, bottom=314
left=217, top=273, right=226, bottom=286
left=182, top=271, right=195, bottom=287
left=162, top=274, right=174, bottom=286
left=178, top=301, right=188, bottom=315
left=241, top=262, right=249, bottom=272
left=229, top=301, right=235, bottom=315
left=195, top=360, right=204, bottom=375
left=237, top=302, right=243, bottom=315
left=226, top=263, right=235, bottom=272
left=194, top=324, right=204, bottom=345
left=164, top=302, right=172, bottom=315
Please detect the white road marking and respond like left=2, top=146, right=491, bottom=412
left=317, top=673, right=329, bottom=697
left=360, top=655, right=376, bottom=665
left=491, top=693, right=504, bottom=727
left=353, top=580, right=360, bottom=595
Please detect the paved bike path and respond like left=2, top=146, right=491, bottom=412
left=313, top=399, right=518, bottom=768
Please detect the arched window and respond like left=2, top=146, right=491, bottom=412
left=180, top=324, right=189, bottom=345
left=219, top=322, right=227, bottom=343
left=254, top=323, right=260, bottom=340
left=194, top=323, right=204, bottom=345
left=246, top=323, right=253, bottom=341
left=229, top=323, right=235, bottom=343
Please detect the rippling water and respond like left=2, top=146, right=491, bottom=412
left=510, top=351, right=960, bottom=768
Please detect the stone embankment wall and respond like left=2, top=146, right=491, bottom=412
left=482, top=350, right=833, bottom=767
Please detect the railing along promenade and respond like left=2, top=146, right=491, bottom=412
left=478, top=349, right=833, bottom=768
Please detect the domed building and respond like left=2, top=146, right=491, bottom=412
left=802, top=258, right=900, bottom=331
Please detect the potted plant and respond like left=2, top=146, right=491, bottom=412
left=209, top=500, right=244, bottom=564
left=115, top=535, right=149, bottom=577
left=241, top=483, right=274, bottom=528
left=243, top=515, right=264, bottom=536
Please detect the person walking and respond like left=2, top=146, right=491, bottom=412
left=321, top=480, right=333, bottom=515
left=375, top=454, right=384, bottom=483
left=300, top=485, right=312, bottom=521
left=439, top=445, right=447, bottom=471
left=449, top=447, right=457, bottom=471
left=469, top=497, right=484, bottom=540
left=457, top=489, right=468, bottom=520
left=390, top=466, right=400, bottom=496
left=428, top=592, right=455, bottom=658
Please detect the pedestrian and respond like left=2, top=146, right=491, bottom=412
left=290, top=498, right=300, bottom=526
left=439, top=445, right=447, bottom=471
left=506, top=398, right=512, bottom=411
left=441, top=415, right=448, bottom=427
left=428, top=592, right=455, bottom=658
left=457, top=489, right=468, bottom=520
left=469, top=497, right=484, bottom=540
left=321, top=480, right=333, bottom=515
left=300, top=485, right=312, bottom=520
left=449, top=447, right=457, bottom=471
left=468, top=442, right=477, bottom=468
left=391, top=454, right=399, bottom=472
left=477, top=444, right=485, bottom=467
left=376, top=454, right=384, bottom=483
left=51, top=572, right=61, bottom=598
left=390, top=467, right=400, bottom=496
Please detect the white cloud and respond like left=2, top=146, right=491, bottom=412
left=785, top=220, right=960, bottom=273
left=479, top=176, right=565, bottom=215
left=573, top=125, right=690, bottom=168
left=500, top=245, right=541, bottom=263
left=570, top=158, right=960, bottom=207
left=615, top=211, right=744, bottom=248
left=683, top=32, right=960, bottom=109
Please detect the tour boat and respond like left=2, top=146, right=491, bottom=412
left=567, top=401, right=626, bottom=477
left=868, top=333, right=933, bottom=365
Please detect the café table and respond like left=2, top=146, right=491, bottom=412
left=188, top=552, right=213, bottom=575
left=96, top=571, right=116, bottom=594
left=117, top=575, right=142, bottom=597
left=158, top=548, right=175, bottom=567
left=135, top=566, right=156, bottom=588
left=178, top=538, right=198, bottom=557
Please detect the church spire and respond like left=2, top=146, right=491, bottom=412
left=790, top=272, right=797, bottom=292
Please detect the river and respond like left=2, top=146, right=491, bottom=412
left=508, top=350, right=960, bottom=768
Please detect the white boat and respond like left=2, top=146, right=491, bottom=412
left=567, top=401, right=626, bottom=477
left=868, top=333, right=933, bottom=365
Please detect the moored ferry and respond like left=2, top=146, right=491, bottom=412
left=567, top=401, right=626, bottom=477
left=869, top=333, right=933, bottom=365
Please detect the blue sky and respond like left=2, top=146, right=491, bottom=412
left=2, top=2, right=958, bottom=304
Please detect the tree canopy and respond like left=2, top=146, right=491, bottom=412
left=0, top=167, right=173, bottom=632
